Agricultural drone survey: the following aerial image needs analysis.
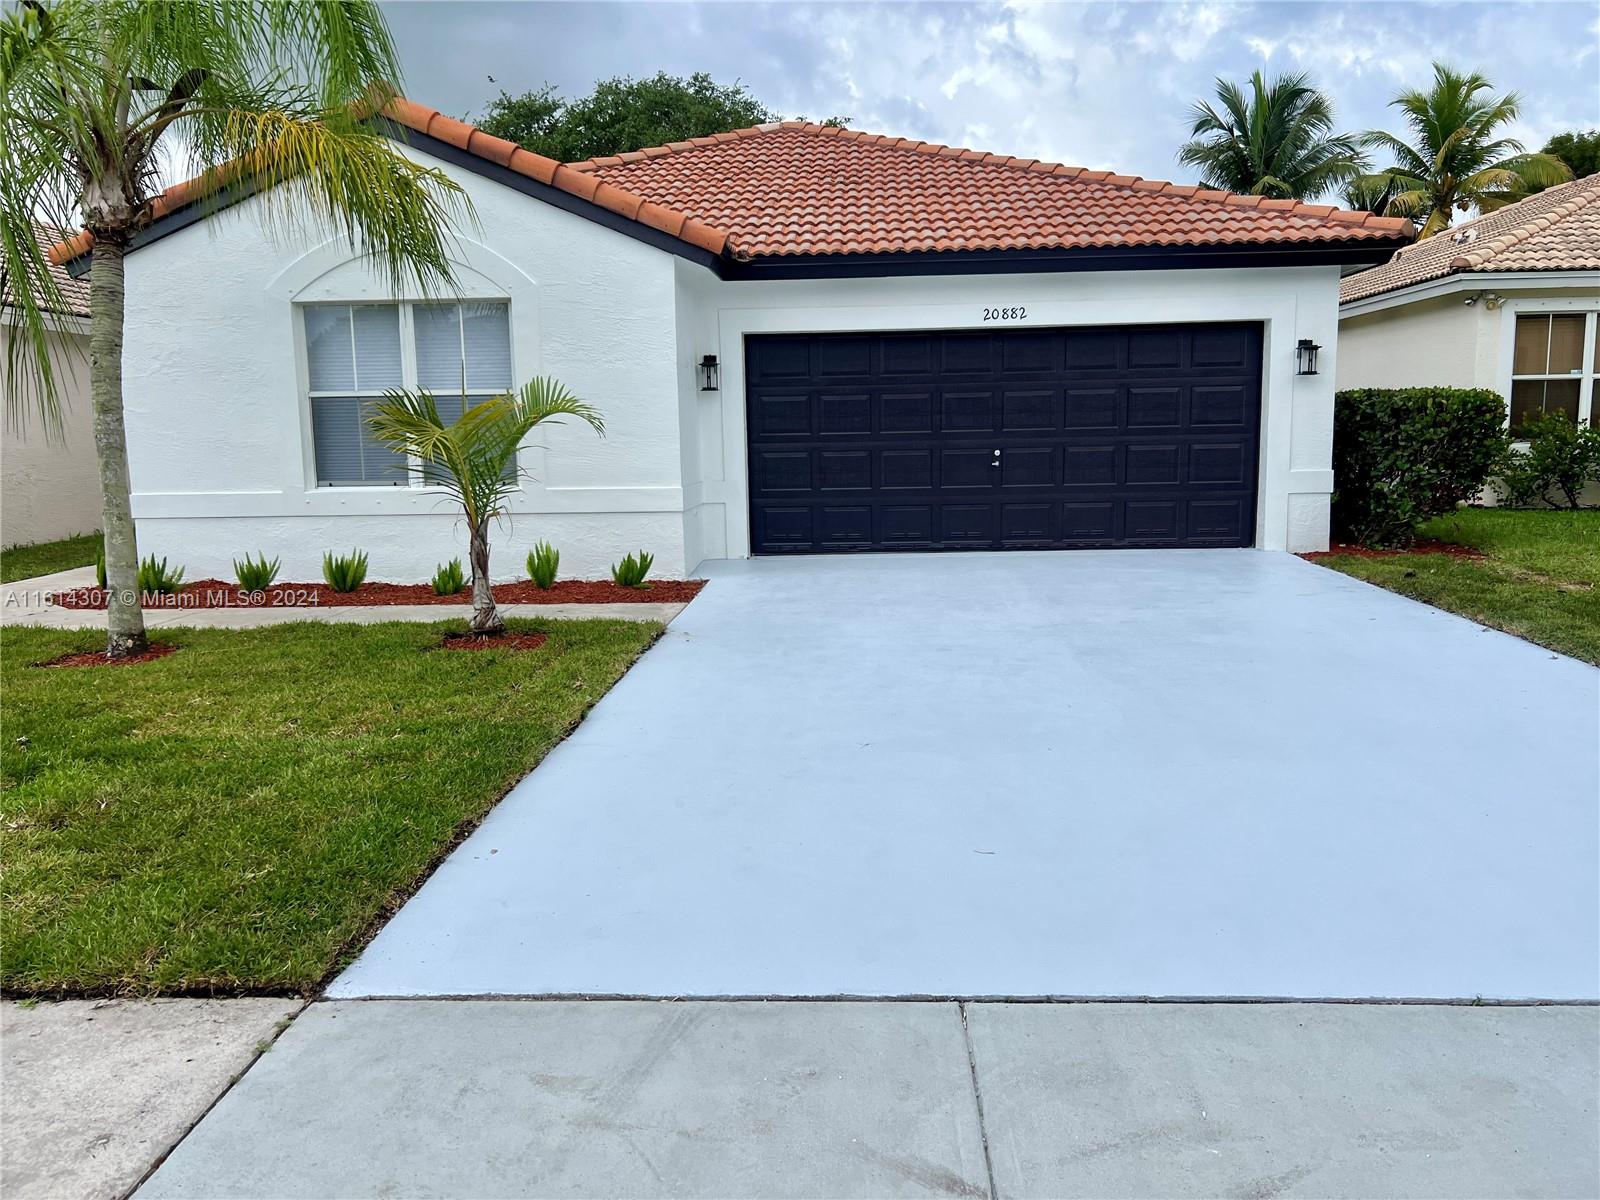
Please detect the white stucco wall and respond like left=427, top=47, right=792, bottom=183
left=121, top=142, right=685, bottom=581
left=119, top=138, right=1351, bottom=581
left=0, top=323, right=101, bottom=548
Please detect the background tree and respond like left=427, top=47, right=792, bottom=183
left=1176, top=69, right=1366, bottom=200
left=368, top=380, right=604, bottom=635
left=1356, top=63, right=1571, bottom=237
left=476, top=71, right=849, bottom=160
left=1, top=0, right=470, bottom=658
left=1540, top=129, right=1600, bottom=181
left=1340, top=174, right=1402, bottom=215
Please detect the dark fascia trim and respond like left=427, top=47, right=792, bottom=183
left=65, top=118, right=1409, bottom=281
left=716, top=239, right=1409, bottom=280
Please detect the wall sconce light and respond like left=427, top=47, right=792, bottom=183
left=1295, top=338, right=1320, bottom=376
left=698, top=354, right=720, bottom=391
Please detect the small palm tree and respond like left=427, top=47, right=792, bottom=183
left=1177, top=70, right=1367, bottom=200
left=1357, top=64, right=1572, bottom=238
left=1, top=0, right=470, bottom=658
left=368, top=380, right=604, bottom=636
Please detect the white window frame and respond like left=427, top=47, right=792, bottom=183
left=1497, top=299, right=1599, bottom=431
left=298, top=299, right=515, bottom=489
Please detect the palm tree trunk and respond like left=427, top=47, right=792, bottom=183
left=88, top=233, right=148, bottom=659
left=467, top=518, right=503, bottom=635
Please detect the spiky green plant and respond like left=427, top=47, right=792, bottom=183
left=432, top=558, right=465, bottom=596
left=1356, top=64, right=1572, bottom=237
left=526, top=541, right=559, bottom=590
left=233, top=552, right=281, bottom=591
left=322, top=550, right=368, bottom=594
left=611, top=550, right=654, bottom=589
left=137, top=555, right=184, bottom=596
left=368, top=379, right=603, bottom=634
left=0, top=0, right=471, bottom=657
left=1176, top=70, right=1367, bottom=200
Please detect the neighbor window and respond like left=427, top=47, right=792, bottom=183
left=304, top=301, right=513, bottom=486
left=1509, top=312, right=1598, bottom=432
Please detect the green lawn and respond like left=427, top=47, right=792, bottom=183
left=1, top=618, right=660, bottom=996
left=0, top=531, right=100, bottom=583
left=1315, top=508, right=1600, bottom=664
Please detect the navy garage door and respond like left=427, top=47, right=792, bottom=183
left=745, top=323, right=1263, bottom=553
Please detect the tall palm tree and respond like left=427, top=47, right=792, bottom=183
left=368, top=380, right=604, bottom=636
left=0, top=0, right=471, bottom=658
left=1357, top=63, right=1572, bottom=238
left=1177, top=70, right=1367, bottom=200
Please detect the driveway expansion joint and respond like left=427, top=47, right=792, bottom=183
left=959, top=1001, right=1000, bottom=1200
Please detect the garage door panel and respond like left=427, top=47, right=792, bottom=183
left=746, top=324, right=1260, bottom=553
left=1126, top=386, right=1182, bottom=428
left=756, top=451, right=812, bottom=492
left=818, top=450, right=871, bottom=491
left=881, top=449, right=933, bottom=490
left=1064, top=445, right=1118, bottom=486
left=941, top=448, right=996, bottom=488
left=881, top=392, right=934, bottom=433
left=941, top=389, right=995, bottom=431
left=819, top=392, right=871, bottom=434
left=882, top=506, right=933, bottom=544
left=1064, top=387, right=1119, bottom=428
left=1001, top=388, right=1056, bottom=431
left=753, top=393, right=811, bottom=437
left=1190, top=442, right=1249, bottom=484
left=1001, top=503, right=1054, bottom=543
left=1000, top=445, right=1055, bottom=488
left=941, top=505, right=994, bottom=542
left=818, top=506, right=872, bottom=546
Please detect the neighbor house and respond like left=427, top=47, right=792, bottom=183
left=55, top=100, right=1412, bottom=580
left=1338, top=174, right=1600, bottom=429
left=1, top=224, right=98, bottom=550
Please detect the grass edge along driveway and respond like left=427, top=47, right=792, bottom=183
left=1, top=531, right=100, bottom=584
left=1, top=617, right=661, bottom=997
left=1312, top=508, right=1599, bottom=665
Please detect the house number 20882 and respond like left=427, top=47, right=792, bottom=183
left=982, top=306, right=1027, bottom=321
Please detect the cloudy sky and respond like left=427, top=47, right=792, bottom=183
left=381, top=0, right=1599, bottom=183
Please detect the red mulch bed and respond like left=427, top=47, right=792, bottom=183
left=437, top=631, right=548, bottom=652
left=1301, top=540, right=1487, bottom=562
left=38, top=642, right=179, bottom=669
left=48, top=578, right=706, bottom=611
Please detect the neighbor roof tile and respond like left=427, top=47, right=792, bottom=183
left=1341, top=174, right=1600, bottom=303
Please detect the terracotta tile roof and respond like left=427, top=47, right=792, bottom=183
left=8, top=223, right=90, bottom=317
left=50, top=98, right=1413, bottom=268
left=1340, top=174, right=1600, bottom=304
left=570, top=120, right=1413, bottom=260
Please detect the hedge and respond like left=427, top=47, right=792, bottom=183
left=1331, top=387, right=1505, bottom=547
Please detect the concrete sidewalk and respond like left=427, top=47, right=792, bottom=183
left=134, top=1000, right=1599, bottom=1199
left=0, top=567, right=685, bottom=628
left=2, top=998, right=303, bottom=1200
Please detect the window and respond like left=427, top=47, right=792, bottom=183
left=304, top=301, right=513, bottom=486
left=1509, top=312, right=1598, bottom=432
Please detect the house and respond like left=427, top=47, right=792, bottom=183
left=55, top=100, right=1412, bottom=580
left=1, top=224, right=98, bottom=550
left=1338, top=174, right=1600, bottom=430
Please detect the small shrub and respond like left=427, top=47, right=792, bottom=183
left=322, top=549, right=369, bottom=593
left=611, top=550, right=654, bottom=588
left=94, top=545, right=106, bottom=589
left=526, top=541, right=560, bottom=589
left=1495, top=413, right=1600, bottom=510
left=137, top=555, right=185, bottom=596
left=234, top=552, right=281, bottom=591
left=1332, top=387, right=1506, bottom=547
left=432, top=558, right=466, bottom=595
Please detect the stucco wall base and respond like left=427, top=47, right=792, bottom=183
left=133, top=512, right=688, bottom=584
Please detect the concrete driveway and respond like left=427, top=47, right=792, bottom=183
left=332, top=550, right=1599, bottom=1001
